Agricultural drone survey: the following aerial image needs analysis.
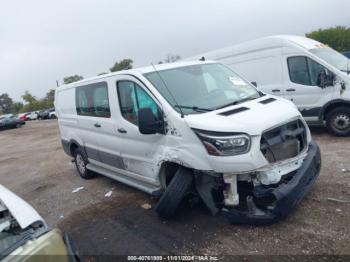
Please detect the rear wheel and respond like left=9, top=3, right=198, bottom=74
left=74, top=148, right=95, bottom=179
left=15, top=123, right=21, bottom=128
left=326, top=107, right=350, bottom=136
left=155, top=167, right=194, bottom=218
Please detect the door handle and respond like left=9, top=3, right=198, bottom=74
left=272, top=89, right=280, bottom=92
left=286, top=88, right=296, bottom=92
left=117, top=128, right=127, bottom=134
left=94, top=123, right=101, bottom=128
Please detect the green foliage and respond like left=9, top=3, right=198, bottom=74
left=22, top=91, right=37, bottom=105
left=63, top=75, right=84, bottom=84
left=110, top=59, right=133, bottom=72
left=44, top=89, right=55, bottom=108
left=20, top=89, right=55, bottom=113
left=306, top=26, right=350, bottom=52
left=21, top=91, right=39, bottom=112
left=0, top=93, right=13, bottom=114
left=11, top=102, right=24, bottom=114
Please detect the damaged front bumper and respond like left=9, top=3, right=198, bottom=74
left=222, top=141, right=321, bottom=225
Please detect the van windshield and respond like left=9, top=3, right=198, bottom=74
left=309, top=47, right=350, bottom=73
left=144, top=63, right=260, bottom=114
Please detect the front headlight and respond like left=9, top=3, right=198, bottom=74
left=194, top=130, right=251, bottom=156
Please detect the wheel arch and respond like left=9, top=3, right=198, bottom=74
left=158, top=161, right=184, bottom=189
left=69, top=140, right=80, bottom=156
left=320, top=99, right=350, bottom=120
left=63, top=139, right=84, bottom=157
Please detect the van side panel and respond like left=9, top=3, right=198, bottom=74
left=228, top=48, right=283, bottom=95
left=55, top=88, right=82, bottom=154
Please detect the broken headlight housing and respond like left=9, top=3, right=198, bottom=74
left=194, top=130, right=251, bottom=156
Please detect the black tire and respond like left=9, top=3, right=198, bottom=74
left=155, top=167, right=193, bottom=218
left=326, top=107, right=350, bottom=136
left=15, top=123, right=21, bottom=128
left=73, top=147, right=95, bottom=179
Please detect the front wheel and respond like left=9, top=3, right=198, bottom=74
left=326, top=107, right=350, bottom=136
left=155, top=167, right=194, bottom=218
left=74, top=148, right=95, bottom=179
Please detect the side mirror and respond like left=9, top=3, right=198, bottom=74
left=317, top=69, right=334, bottom=88
left=138, top=107, right=165, bottom=135
left=251, top=81, right=257, bottom=87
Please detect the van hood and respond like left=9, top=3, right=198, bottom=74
left=0, top=185, right=46, bottom=229
left=184, top=96, right=301, bottom=136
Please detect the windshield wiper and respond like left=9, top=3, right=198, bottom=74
left=215, top=96, right=258, bottom=110
left=175, top=105, right=212, bottom=112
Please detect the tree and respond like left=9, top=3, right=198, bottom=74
left=110, top=59, right=133, bottom=72
left=21, top=91, right=39, bottom=112
left=164, top=54, right=181, bottom=63
left=63, top=75, right=83, bottom=84
left=41, top=89, right=55, bottom=108
left=0, top=93, right=14, bottom=114
left=306, top=26, right=350, bottom=52
left=45, top=89, right=55, bottom=104
left=22, top=91, right=37, bottom=105
left=11, top=102, right=24, bottom=114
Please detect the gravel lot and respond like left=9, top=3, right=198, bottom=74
left=0, top=120, right=349, bottom=258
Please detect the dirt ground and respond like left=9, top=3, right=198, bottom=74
left=0, top=120, right=349, bottom=258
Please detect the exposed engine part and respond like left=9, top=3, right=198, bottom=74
left=0, top=202, right=12, bottom=233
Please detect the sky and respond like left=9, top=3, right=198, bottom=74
left=1, top=0, right=349, bottom=101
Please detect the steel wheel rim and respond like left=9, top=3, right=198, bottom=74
left=333, top=114, right=350, bottom=131
left=76, top=154, right=86, bottom=174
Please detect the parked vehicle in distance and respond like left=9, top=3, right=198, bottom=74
left=0, top=114, right=25, bottom=130
left=19, top=112, right=31, bottom=121
left=38, top=108, right=55, bottom=120
left=0, top=185, right=80, bottom=261
left=55, top=61, right=321, bottom=225
left=29, top=111, right=39, bottom=120
left=343, top=51, right=350, bottom=59
left=49, top=110, right=57, bottom=119
left=191, top=35, right=350, bottom=136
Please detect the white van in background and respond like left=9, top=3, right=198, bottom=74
left=55, top=60, right=321, bottom=225
left=191, top=35, right=350, bottom=136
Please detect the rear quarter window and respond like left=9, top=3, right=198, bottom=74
left=76, top=82, right=110, bottom=118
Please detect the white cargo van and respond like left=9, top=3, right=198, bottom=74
left=55, top=61, right=321, bottom=224
left=191, top=35, right=350, bottom=136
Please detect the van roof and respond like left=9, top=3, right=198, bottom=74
left=188, top=35, right=323, bottom=61
left=57, top=60, right=215, bottom=90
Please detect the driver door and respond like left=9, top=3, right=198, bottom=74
left=283, top=55, right=334, bottom=120
left=98, top=76, right=166, bottom=183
